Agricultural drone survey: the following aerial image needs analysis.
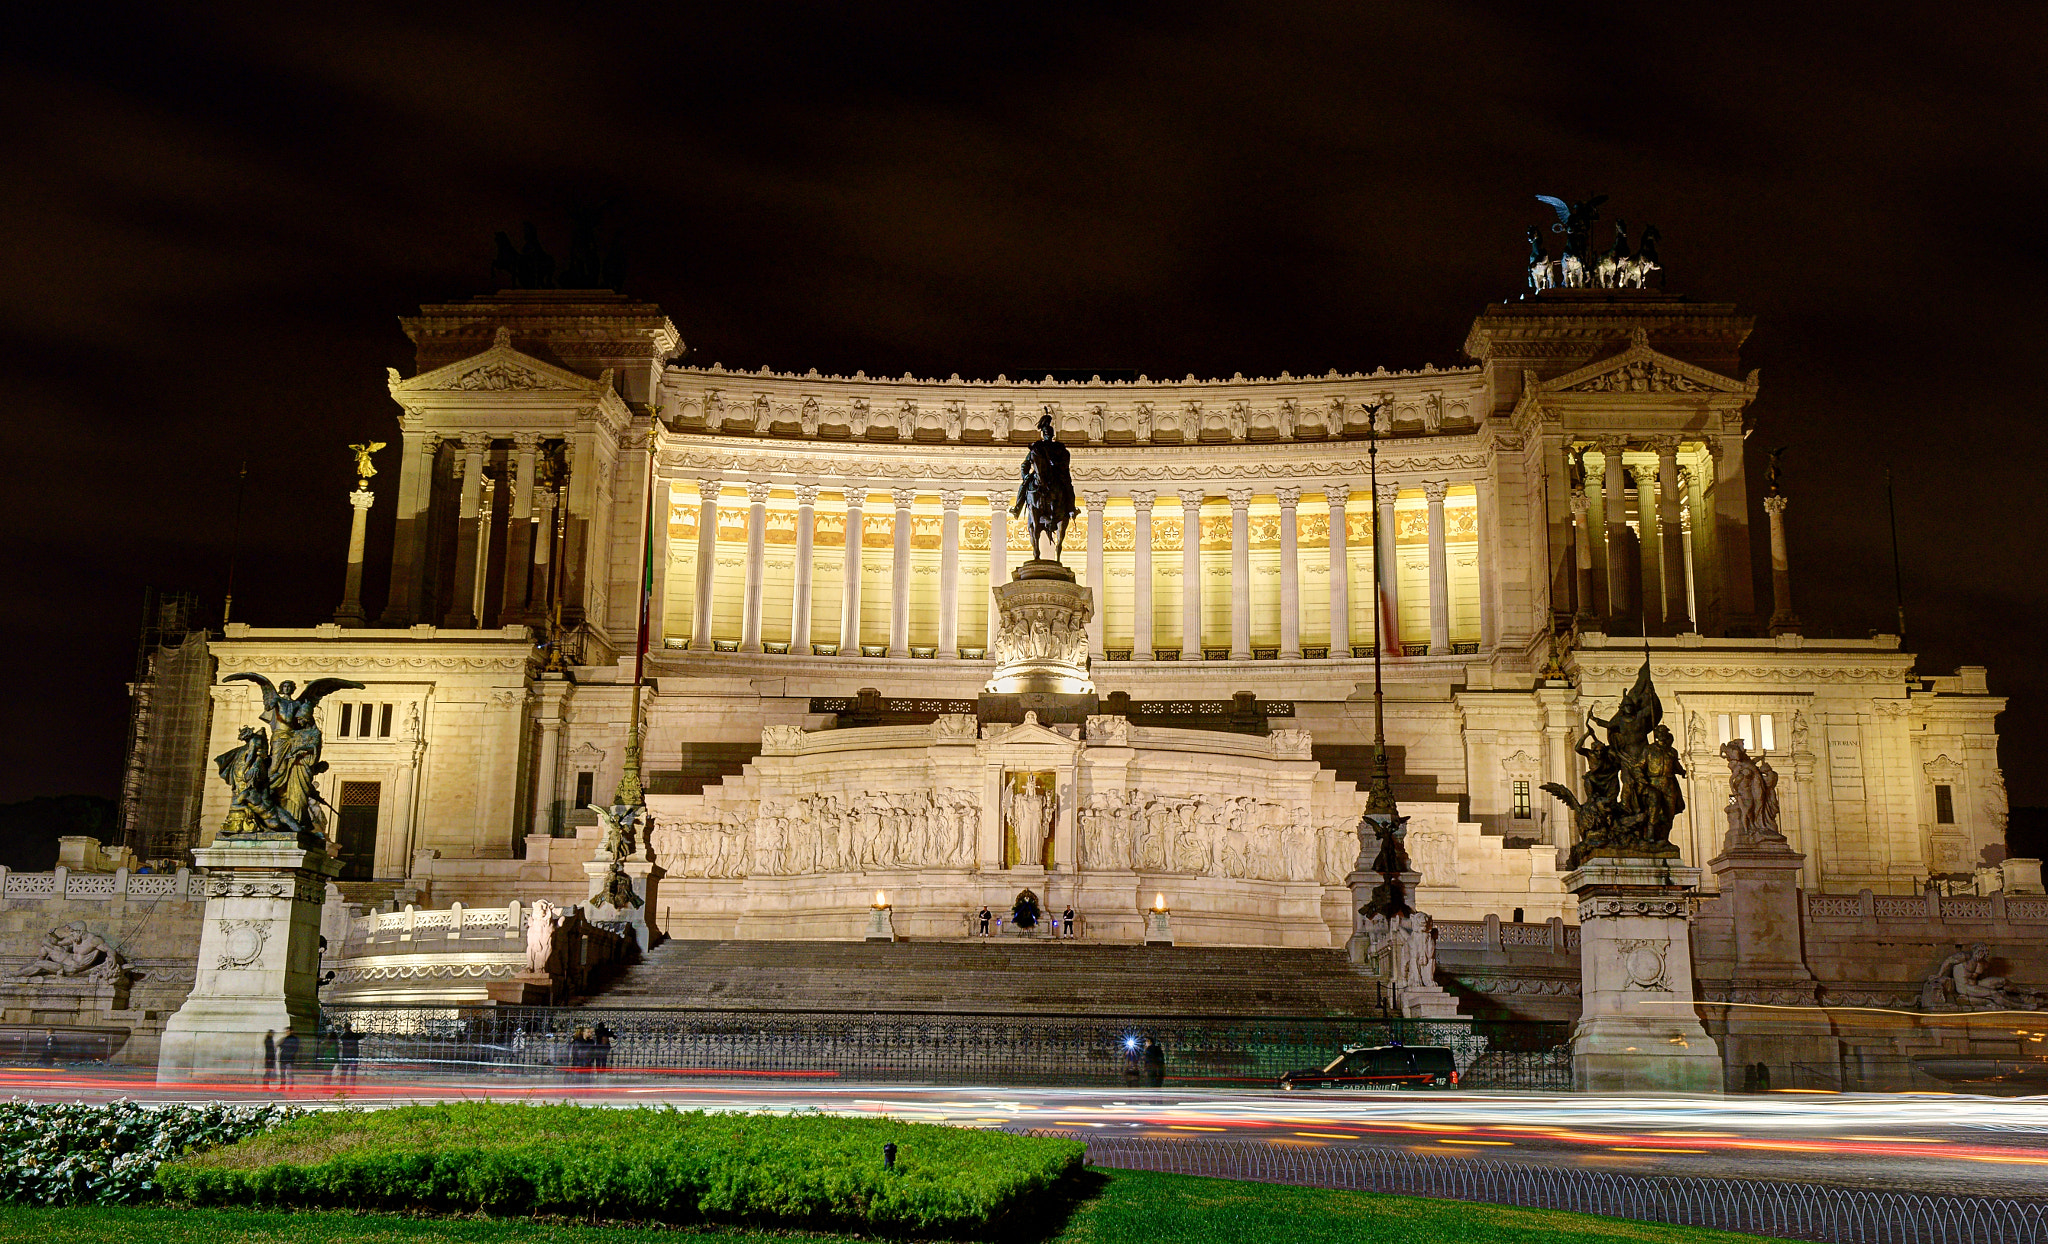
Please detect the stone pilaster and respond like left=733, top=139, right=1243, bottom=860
left=1326, top=485, right=1351, bottom=657
left=1275, top=486, right=1301, bottom=660
left=1567, top=858, right=1722, bottom=1093
left=379, top=430, right=434, bottom=626
left=334, top=485, right=375, bottom=626
left=156, top=833, right=342, bottom=1081
left=741, top=481, right=771, bottom=654
left=1130, top=490, right=1155, bottom=660
left=530, top=675, right=572, bottom=837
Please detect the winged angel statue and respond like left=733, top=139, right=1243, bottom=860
left=1529, top=194, right=1660, bottom=292
left=213, top=672, right=365, bottom=836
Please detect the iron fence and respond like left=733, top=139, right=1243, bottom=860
left=317, top=1005, right=1571, bottom=1088
left=1054, top=1136, right=2046, bottom=1244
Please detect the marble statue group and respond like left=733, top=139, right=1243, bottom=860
left=212, top=671, right=366, bottom=837
left=1529, top=194, right=1661, bottom=291
left=1544, top=660, right=1688, bottom=868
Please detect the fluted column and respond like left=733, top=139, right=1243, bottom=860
left=1083, top=490, right=1107, bottom=659
left=504, top=432, right=538, bottom=622
left=1570, top=488, right=1594, bottom=623
left=938, top=489, right=962, bottom=658
left=379, top=430, right=433, bottom=625
left=1423, top=480, right=1450, bottom=656
left=790, top=483, right=818, bottom=653
left=470, top=475, right=496, bottom=626
left=1274, top=486, right=1301, bottom=659
left=1656, top=439, right=1690, bottom=632
left=985, top=490, right=1007, bottom=651
left=1179, top=490, right=1205, bottom=660
left=888, top=483, right=915, bottom=658
left=1327, top=485, right=1351, bottom=657
left=1130, top=490, right=1155, bottom=660
left=840, top=485, right=867, bottom=654
left=530, top=486, right=557, bottom=617
left=1765, top=494, right=1800, bottom=635
left=1584, top=452, right=1609, bottom=618
left=1225, top=489, right=1251, bottom=659
left=741, top=481, right=771, bottom=653
left=688, top=477, right=720, bottom=652
left=1601, top=439, right=1631, bottom=626
left=443, top=431, right=488, bottom=628
left=334, top=483, right=375, bottom=626
left=1374, top=482, right=1400, bottom=654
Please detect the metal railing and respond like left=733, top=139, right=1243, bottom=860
left=318, top=1005, right=1571, bottom=1088
left=1054, top=1136, right=2046, bottom=1244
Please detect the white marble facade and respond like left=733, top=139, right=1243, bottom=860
left=169, top=289, right=2009, bottom=947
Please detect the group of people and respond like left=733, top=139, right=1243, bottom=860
left=261, top=1025, right=362, bottom=1089
left=976, top=903, right=1078, bottom=937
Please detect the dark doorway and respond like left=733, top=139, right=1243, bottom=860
left=337, top=781, right=382, bottom=880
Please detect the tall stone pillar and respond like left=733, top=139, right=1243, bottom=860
left=1275, top=486, right=1301, bottom=660
left=156, top=832, right=342, bottom=1081
left=1567, top=858, right=1722, bottom=1093
left=503, top=433, right=538, bottom=622
left=1656, top=440, right=1690, bottom=632
left=1226, top=489, right=1252, bottom=660
left=471, top=476, right=497, bottom=626
left=888, top=483, right=916, bottom=658
left=741, top=481, right=771, bottom=654
left=529, top=487, right=557, bottom=617
left=531, top=675, right=572, bottom=836
left=985, top=490, right=1007, bottom=652
left=1130, top=490, right=1155, bottom=660
left=443, top=432, right=488, bottom=628
left=789, top=484, right=818, bottom=655
left=1374, top=483, right=1400, bottom=654
left=843, top=486, right=868, bottom=655
left=1082, top=490, right=1107, bottom=659
left=1585, top=454, right=1609, bottom=619
left=1570, top=489, right=1595, bottom=624
left=334, top=484, right=375, bottom=626
left=558, top=434, right=600, bottom=628
left=1423, top=480, right=1450, bottom=656
left=1178, top=490, right=1205, bottom=660
left=1601, top=440, right=1631, bottom=628
left=688, top=477, right=721, bottom=652
left=1536, top=685, right=1578, bottom=848
left=1327, top=485, right=1351, bottom=657
left=1764, top=494, right=1800, bottom=636
left=1632, top=464, right=1664, bottom=635
left=379, top=430, right=433, bottom=626
left=1712, top=431, right=1759, bottom=635
left=938, top=489, right=963, bottom=658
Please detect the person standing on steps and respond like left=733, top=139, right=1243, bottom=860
left=1063, top=905, right=1076, bottom=938
left=978, top=906, right=991, bottom=937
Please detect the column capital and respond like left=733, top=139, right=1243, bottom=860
left=746, top=480, right=774, bottom=505
left=1081, top=489, right=1109, bottom=509
left=792, top=482, right=821, bottom=506
left=986, top=488, right=1007, bottom=509
left=839, top=478, right=869, bottom=501
left=1649, top=435, right=1685, bottom=456
left=696, top=476, right=722, bottom=500
left=1273, top=485, right=1302, bottom=507
left=460, top=430, right=492, bottom=452
left=939, top=488, right=964, bottom=510
left=1421, top=479, right=1449, bottom=505
left=349, top=488, right=375, bottom=511
left=1129, top=488, right=1155, bottom=511
left=1597, top=436, right=1632, bottom=455
left=1374, top=482, right=1401, bottom=506
left=1630, top=463, right=1659, bottom=488
left=891, top=483, right=918, bottom=509
left=1224, top=488, right=1253, bottom=509
left=1762, top=493, right=1788, bottom=517
left=1571, top=490, right=1590, bottom=518
left=536, top=488, right=558, bottom=514
left=1177, top=488, right=1207, bottom=509
left=510, top=431, right=541, bottom=452
left=1325, top=483, right=1351, bottom=505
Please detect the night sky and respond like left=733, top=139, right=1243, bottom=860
left=4, top=5, right=2044, bottom=808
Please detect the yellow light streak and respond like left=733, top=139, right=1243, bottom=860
left=1611, top=1147, right=1708, bottom=1154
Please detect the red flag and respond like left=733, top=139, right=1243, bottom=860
left=1378, top=580, right=1402, bottom=657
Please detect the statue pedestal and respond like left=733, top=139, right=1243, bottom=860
left=1708, top=842, right=1835, bottom=1084
left=986, top=563, right=1094, bottom=696
left=582, top=857, right=658, bottom=953
left=1143, top=909, right=1173, bottom=945
left=1566, top=857, right=1722, bottom=1094
left=865, top=905, right=898, bottom=942
left=157, top=832, right=340, bottom=1082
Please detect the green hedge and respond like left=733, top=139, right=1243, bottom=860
left=0, top=1101, right=303, bottom=1206
left=159, top=1103, right=1084, bottom=1236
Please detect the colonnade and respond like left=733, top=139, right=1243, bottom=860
left=672, top=476, right=1486, bottom=661
left=1566, top=438, right=1702, bottom=635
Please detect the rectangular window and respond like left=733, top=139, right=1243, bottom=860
left=1758, top=713, right=1775, bottom=751
left=379, top=703, right=394, bottom=737
left=1512, top=780, right=1531, bottom=820
left=574, top=772, right=595, bottom=808
left=1717, top=714, right=1731, bottom=747
left=1935, top=784, right=1955, bottom=824
left=339, top=703, right=354, bottom=737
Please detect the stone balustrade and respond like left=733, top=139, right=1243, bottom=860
left=0, top=867, right=204, bottom=904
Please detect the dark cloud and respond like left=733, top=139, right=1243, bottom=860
left=2, top=3, right=2044, bottom=802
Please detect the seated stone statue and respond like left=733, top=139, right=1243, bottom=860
left=1924, top=943, right=2044, bottom=1011
left=17, top=924, right=122, bottom=980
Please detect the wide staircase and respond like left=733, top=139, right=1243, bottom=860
left=583, top=939, right=1388, bottom=1016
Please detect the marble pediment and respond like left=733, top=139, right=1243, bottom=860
left=977, top=712, right=1080, bottom=757
left=388, top=327, right=608, bottom=396
left=1546, top=329, right=1755, bottom=398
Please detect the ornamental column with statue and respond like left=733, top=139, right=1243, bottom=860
left=333, top=442, right=384, bottom=626
left=1545, top=658, right=1721, bottom=1092
left=157, top=671, right=361, bottom=1081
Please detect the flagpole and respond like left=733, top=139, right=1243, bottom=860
left=1364, top=406, right=1395, bottom=824
left=614, top=414, right=658, bottom=809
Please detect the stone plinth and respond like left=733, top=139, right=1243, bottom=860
left=157, top=832, right=341, bottom=1081
left=865, top=905, right=898, bottom=942
left=986, top=562, right=1094, bottom=696
left=1143, top=909, right=1173, bottom=945
left=1566, top=857, right=1721, bottom=1094
left=583, top=857, right=658, bottom=953
left=1708, top=842, right=1835, bottom=1085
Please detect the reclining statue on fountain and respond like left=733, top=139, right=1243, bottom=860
left=1543, top=660, right=1687, bottom=869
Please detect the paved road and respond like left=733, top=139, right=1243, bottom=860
left=10, top=1066, right=2047, bottom=1198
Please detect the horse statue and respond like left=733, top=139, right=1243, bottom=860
left=1526, top=226, right=1556, bottom=291
left=1595, top=219, right=1630, bottom=288
left=1618, top=224, right=1662, bottom=289
left=1012, top=412, right=1077, bottom=562
left=1537, top=194, right=1608, bottom=288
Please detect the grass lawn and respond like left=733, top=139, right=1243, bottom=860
left=0, top=1168, right=1792, bottom=1243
